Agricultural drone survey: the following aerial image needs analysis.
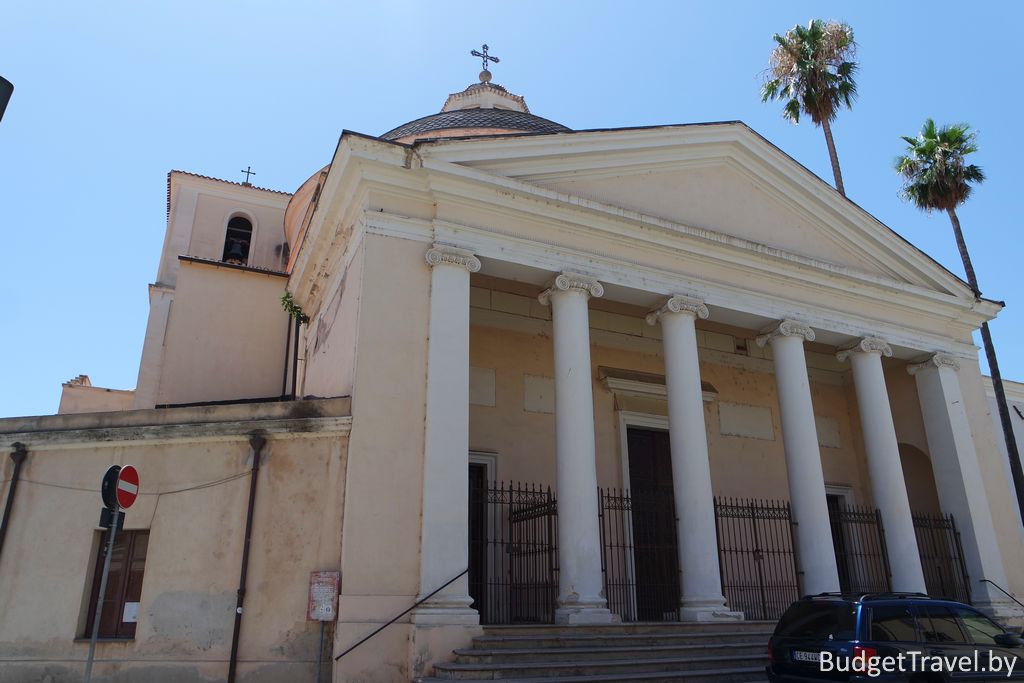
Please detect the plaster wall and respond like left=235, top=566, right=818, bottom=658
left=0, top=426, right=347, bottom=683
left=333, top=233, right=432, bottom=683
left=465, top=285, right=875, bottom=507
left=498, top=165, right=886, bottom=278
left=303, top=238, right=364, bottom=399
left=58, top=385, right=135, bottom=414
left=186, top=193, right=289, bottom=273
left=157, top=261, right=289, bottom=406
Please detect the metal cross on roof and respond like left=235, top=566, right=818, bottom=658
left=240, top=166, right=256, bottom=184
left=471, top=44, right=499, bottom=72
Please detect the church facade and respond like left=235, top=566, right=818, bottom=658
left=1, top=69, right=1023, bottom=682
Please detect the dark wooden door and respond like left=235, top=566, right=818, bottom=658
left=626, top=428, right=681, bottom=620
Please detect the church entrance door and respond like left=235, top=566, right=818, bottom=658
left=622, top=428, right=681, bottom=621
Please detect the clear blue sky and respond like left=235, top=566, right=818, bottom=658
left=2, top=2, right=1021, bottom=418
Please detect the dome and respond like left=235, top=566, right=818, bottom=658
left=380, top=78, right=571, bottom=143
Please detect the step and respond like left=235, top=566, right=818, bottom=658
left=454, top=642, right=766, bottom=664
left=416, top=666, right=767, bottom=683
left=432, top=653, right=768, bottom=680
left=472, top=630, right=772, bottom=650
left=481, top=621, right=775, bottom=637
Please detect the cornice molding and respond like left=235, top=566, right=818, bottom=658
left=836, top=336, right=894, bottom=363
left=907, top=353, right=961, bottom=376
left=645, top=295, right=710, bottom=325
left=425, top=244, right=481, bottom=272
left=538, top=271, right=604, bottom=305
left=755, top=320, right=816, bottom=347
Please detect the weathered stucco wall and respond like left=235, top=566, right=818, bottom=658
left=303, top=237, right=364, bottom=400
left=466, top=283, right=877, bottom=507
left=333, top=233, right=432, bottom=683
left=58, top=385, right=135, bottom=415
left=0, top=402, right=349, bottom=683
left=158, top=261, right=289, bottom=406
left=187, top=193, right=289, bottom=273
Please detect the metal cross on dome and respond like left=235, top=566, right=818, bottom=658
left=471, top=44, right=499, bottom=72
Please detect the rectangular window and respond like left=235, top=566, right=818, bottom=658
left=919, top=605, right=968, bottom=644
left=84, top=529, right=149, bottom=639
left=870, top=605, right=919, bottom=642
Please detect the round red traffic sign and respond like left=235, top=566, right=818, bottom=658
left=116, top=465, right=140, bottom=509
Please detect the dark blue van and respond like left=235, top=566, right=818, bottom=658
left=767, top=593, right=1024, bottom=682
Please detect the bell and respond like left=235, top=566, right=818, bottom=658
left=225, top=241, right=246, bottom=264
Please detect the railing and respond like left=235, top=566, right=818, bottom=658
left=714, top=497, right=800, bottom=621
left=914, top=512, right=971, bottom=603
left=829, top=502, right=891, bottom=594
left=469, top=481, right=558, bottom=625
left=599, top=487, right=681, bottom=622
left=979, top=579, right=1024, bottom=611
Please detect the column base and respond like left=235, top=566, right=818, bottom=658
left=555, top=602, right=617, bottom=625
left=974, top=599, right=1024, bottom=630
left=680, top=595, right=744, bottom=622
left=410, top=595, right=480, bottom=626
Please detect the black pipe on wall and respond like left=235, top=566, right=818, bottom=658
left=227, top=434, right=266, bottom=683
left=0, top=443, right=27, bottom=569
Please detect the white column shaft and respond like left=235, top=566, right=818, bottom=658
left=848, top=349, right=926, bottom=592
left=548, top=285, right=612, bottom=624
left=660, top=311, right=731, bottom=619
left=416, top=247, right=478, bottom=624
left=911, top=357, right=1013, bottom=616
left=768, top=333, right=840, bottom=595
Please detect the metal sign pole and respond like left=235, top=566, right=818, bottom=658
left=84, top=504, right=119, bottom=683
left=316, top=621, right=324, bottom=682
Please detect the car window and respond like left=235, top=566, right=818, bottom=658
left=954, top=607, right=1003, bottom=646
left=871, top=605, right=919, bottom=642
left=775, top=602, right=857, bottom=640
left=920, top=606, right=968, bottom=644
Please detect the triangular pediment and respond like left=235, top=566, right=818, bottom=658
left=415, top=123, right=971, bottom=298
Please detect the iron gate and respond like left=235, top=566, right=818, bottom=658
left=714, top=497, right=801, bottom=621
left=913, top=511, right=971, bottom=603
left=598, top=487, right=681, bottom=622
left=468, top=481, right=558, bottom=624
left=829, top=502, right=892, bottom=594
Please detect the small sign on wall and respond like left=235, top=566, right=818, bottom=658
left=307, top=571, right=340, bottom=622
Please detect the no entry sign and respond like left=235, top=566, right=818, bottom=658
left=115, top=466, right=140, bottom=509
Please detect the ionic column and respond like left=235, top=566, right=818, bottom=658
left=837, top=337, right=926, bottom=592
left=539, top=272, right=613, bottom=624
left=909, top=353, right=1016, bottom=619
left=756, top=321, right=840, bottom=595
left=412, top=244, right=480, bottom=625
left=647, top=296, right=740, bottom=621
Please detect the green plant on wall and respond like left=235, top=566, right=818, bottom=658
left=280, top=292, right=309, bottom=324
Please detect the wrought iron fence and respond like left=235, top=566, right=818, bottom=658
left=598, top=487, right=681, bottom=622
left=828, top=502, right=892, bottom=594
left=468, top=481, right=559, bottom=625
left=714, top=497, right=801, bottom=621
left=913, top=511, right=970, bottom=603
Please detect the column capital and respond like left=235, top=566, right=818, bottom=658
left=645, top=295, right=709, bottom=326
left=907, top=352, right=961, bottom=375
left=836, top=336, right=893, bottom=363
left=538, top=271, right=604, bottom=306
left=425, top=244, right=481, bottom=273
left=755, top=319, right=815, bottom=347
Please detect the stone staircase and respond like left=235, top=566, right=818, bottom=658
left=415, top=621, right=773, bottom=682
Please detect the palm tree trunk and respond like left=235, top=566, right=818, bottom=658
left=947, top=208, right=980, bottom=296
left=947, top=208, right=1024, bottom=526
left=820, top=117, right=845, bottom=196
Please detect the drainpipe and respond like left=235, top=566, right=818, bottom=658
left=281, top=316, right=292, bottom=398
left=290, top=317, right=300, bottom=399
left=0, top=443, right=27, bottom=569
left=227, top=434, right=266, bottom=683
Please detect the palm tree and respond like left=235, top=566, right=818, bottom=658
left=895, top=119, right=1024, bottom=522
left=761, top=19, right=858, bottom=196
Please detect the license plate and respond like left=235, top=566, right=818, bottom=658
left=792, top=650, right=821, bottom=663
